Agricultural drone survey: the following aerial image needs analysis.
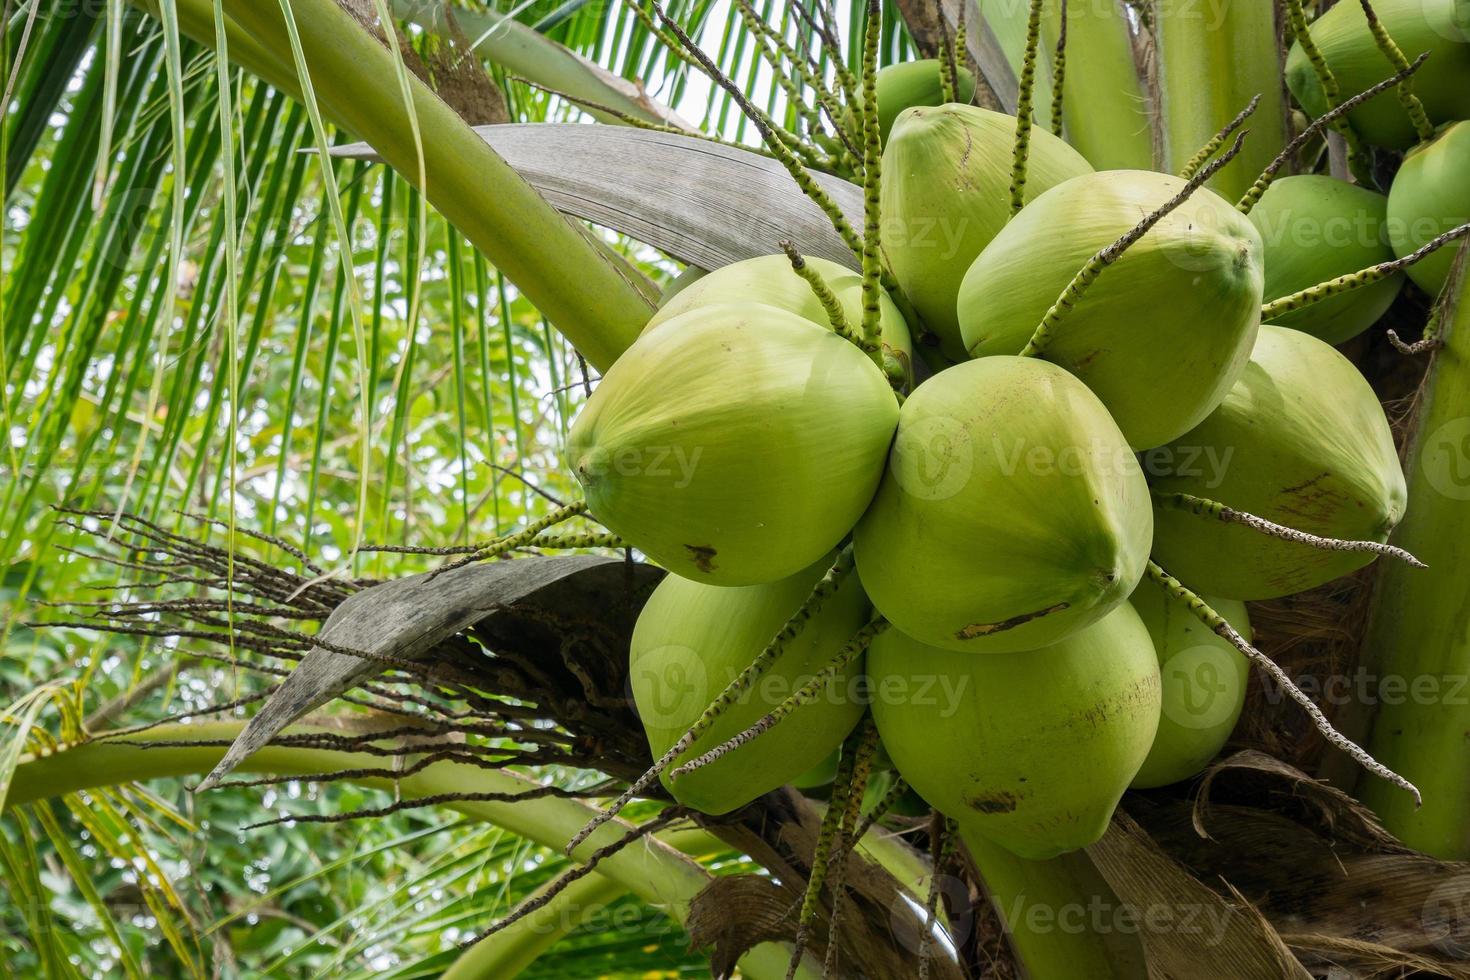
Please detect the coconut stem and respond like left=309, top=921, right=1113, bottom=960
left=786, top=726, right=865, bottom=980
left=1261, top=220, right=1470, bottom=319
left=1237, top=51, right=1428, bottom=213
left=564, top=548, right=857, bottom=854
left=1049, top=0, right=1069, bottom=137
left=1177, top=94, right=1260, bottom=181
left=1017, top=130, right=1249, bottom=359
left=917, top=812, right=957, bottom=980
left=818, top=717, right=879, bottom=979
left=647, top=0, right=866, bottom=260
left=1356, top=0, right=1436, bottom=143
left=526, top=530, right=627, bottom=551
left=1145, top=560, right=1422, bottom=805
left=1009, top=0, right=1046, bottom=217
left=779, top=240, right=869, bottom=350
left=668, top=618, right=889, bottom=780
left=859, top=0, right=884, bottom=362
left=1152, top=490, right=1426, bottom=568
left=1282, top=0, right=1370, bottom=180
left=428, top=501, right=588, bottom=579
left=851, top=773, right=909, bottom=843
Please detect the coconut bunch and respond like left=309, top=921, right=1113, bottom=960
left=532, top=4, right=1470, bottom=961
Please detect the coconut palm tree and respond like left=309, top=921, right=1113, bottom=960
left=3, top=0, right=1469, bottom=976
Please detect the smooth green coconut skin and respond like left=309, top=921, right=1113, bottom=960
left=1128, top=584, right=1250, bottom=789
left=869, top=605, right=1161, bottom=859
left=1388, top=120, right=1470, bottom=297
left=853, top=356, right=1152, bottom=654
left=1249, top=175, right=1402, bottom=344
left=644, top=253, right=914, bottom=387
left=880, top=104, right=1093, bottom=362
left=1286, top=0, right=1470, bottom=150
left=567, top=303, right=899, bottom=586
left=874, top=59, right=977, bottom=143
left=629, top=555, right=869, bottom=815
left=958, top=170, right=1265, bottom=451
left=1149, top=325, right=1407, bottom=600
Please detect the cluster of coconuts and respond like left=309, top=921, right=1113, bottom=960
left=565, top=3, right=1466, bottom=862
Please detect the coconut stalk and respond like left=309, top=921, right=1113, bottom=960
left=959, top=826, right=1148, bottom=979
left=1038, top=0, right=1154, bottom=171
left=1350, top=246, right=1470, bottom=859
left=132, top=0, right=652, bottom=370
left=4, top=720, right=815, bottom=980
left=1153, top=0, right=1288, bottom=201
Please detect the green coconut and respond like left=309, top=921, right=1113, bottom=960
left=881, top=104, right=1093, bottom=361
left=567, top=303, right=899, bottom=586
left=1148, top=325, right=1408, bottom=600
left=1387, top=119, right=1470, bottom=297
left=958, top=169, right=1264, bottom=450
left=869, top=605, right=1161, bottom=859
left=644, top=253, right=914, bottom=386
left=657, top=264, right=707, bottom=306
left=875, top=59, right=978, bottom=143
left=1249, top=175, right=1403, bottom=344
left=1285, top=0, right=1470, bottom=150
left=1128, top=583, right=1251, bottom=789
left=852, top=356, right=1152, bottom=654
left=629, top=555, right=869, bottom=815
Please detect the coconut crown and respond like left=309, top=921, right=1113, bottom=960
left=869, top=604, right=1161, bottom=860
left=1128, top=583, right=1250, bottom=790
left=567, top=302, right=899, bottom=586
left=880, top=103, right=1093, bottom=362
left=1250, top=174, right=1402, bottom=345
left=1149, top=325, right=1408, bottom=600
left=644, top=253, right=914, bottom=387
left=629, top=555, right=870, bottom=815
left=958, top=169, right=1264, bottom=451
left=1285, top=0, right=1470, bottom=150
left=1388, top=119, right=1470, bottom=297
left=853, top=355, right=1152, bottom=654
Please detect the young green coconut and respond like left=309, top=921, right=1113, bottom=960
left=1128, top=582, right=1250, bottom=789
left=881, top=103, right=1093, bottom=361
left=1285, top=0, right=1470, bottom=151
left=566, top=303, right=899, bottom=586
left=874, top=59, right=977, bottom=143
left=1387, top=119, right=1470, bottom=296
left=1148, top=324, right=1408, bottom=600
left=957, top=169, right=1265, bottom=450
left=1249, top=174, right=1403, bottom=344
left=852, top=356, right=1152, bottom=654
left=869, top=604, right=1161, bottom=860
left=643, top=253, right=913, bottom=386
left=628, top=554, right=869, bottom=814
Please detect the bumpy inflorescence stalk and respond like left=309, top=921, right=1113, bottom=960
left=916, top=813, right=958, bottom=980
left=1153, top=490, right=1426, bottom=567
left=818, top=718, right=879, bottom=979
left=1284, top=0, right=1370, bottom=177
left=780, top=241, right=867, bottom=348
left=1009, top=0, right=1047, bottom=216
left=786, top=730, right=862, bottom=980
left=1049, top=0, right=1069, bottom=137
left=668, top=618, right=889, bottom=779
left=429, top=502, right=589, bottom=578
left=527, top=530, right=627, bottom=550
left=565, top=549, right=857, bottom=853
left=1262, top=221, right=1470, bottom=318
left=851, top=774, right=909, bottom=843
left=1177, top=94, right=1259, bottom=180
left=1237, top=52, right=1428, bottom=212
left=1357, top=0, right=1436, bottom=142
left=1020, top=130, right=1249, bottom=358
left=859, top=0, right=884, bottom=362
left=1145, top=561, right=1422, bottom=804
